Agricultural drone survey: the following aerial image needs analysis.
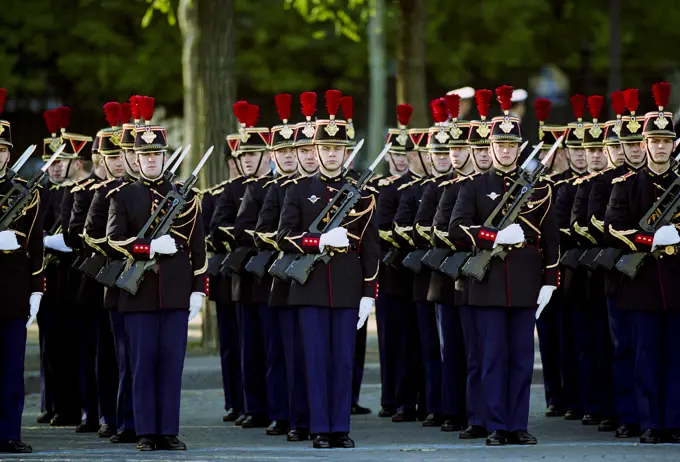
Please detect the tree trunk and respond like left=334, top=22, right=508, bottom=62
left=397, top=0, right=427, bottom=127
left=368, top=0, right=387, bottom=163
left=607, top=0, right=621, bottom=119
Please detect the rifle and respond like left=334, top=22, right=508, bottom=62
left=560, top=248, right=585, bottom=270
left=244, top=249, right=277, bottom=278
left=220, top=246, right=255, bottom=275
left=615, top=170, right=680, bottom=279
left=461, top=138, right=562, bottom=282
left=115, top=146, right=214, bottom=295
left=207, top=253, right=225, bottom=277
left=7, top=145, right=36, bottom=182
left=421, top=247, right=451, bottom=271
left=594, top=247, right=622, bottom=271
left=381, top=248, right=404, bottom=268
left=96, top=147, right=192, bottom=287
left=78, top=253, right=107, bottom=278
left=439, top=251, right=472, bottom=279
left=578, top=247, right=602, bottom=270
left=285, top=142, right=390, bottom=285
left=401, top=249, right=427, bottom=274
left=0, top=145, right=64, bottom=231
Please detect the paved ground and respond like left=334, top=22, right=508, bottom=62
left=12, top=315, right=680, bottom=460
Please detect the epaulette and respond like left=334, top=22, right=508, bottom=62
left=612, top=170, right=636, bottom=184
left=365, top=185, right=379, bottom=194
left=90, top=178, right=116, bottom=191
left=540, top=172, right=559, bottom=183
left=106, top=181, right=132, bottom=198
left=243, top=173, right=270, bottom=185
left=378, top=175, right=401, bottom=187
left=71, top=178, right=96, bottom=193
left=460, top=172, right=480, bottom=182
left=264, top=174, right=295, bottom=188
left=554, top=173, right=579, bottom=187
left=282, top=176, right=303, bottom=187
left=61, top=180, right=75, bottom=189
left=397, top=176, right=424, bottom=191
left=369, top=174, right=384, bottom=184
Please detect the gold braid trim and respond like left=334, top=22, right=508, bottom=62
left=433, top=227, right=457, bottom=250
left=608, top=225, right=637, bottom=251
left=590, top=215, right=605, bottom=233
left=379, top=229, right=401, bottom=248
left=573, top=222, right=598, bottom=245
left=415, top=223, right=433, bottom=245
left=546, top=248, right=560, bottom=269
left=108, top=236, right=136, bottom=259
left=256, top=231, right=281, bottom=251
left=460, top=225, right=478, bottom=247
left=394, top=224, right=415, bottom=247
left=285, top=234, right=305, bottom=253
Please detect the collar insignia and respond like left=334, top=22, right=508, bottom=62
left=308, top=194, right=320, bottom=204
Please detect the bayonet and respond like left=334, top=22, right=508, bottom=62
left=343, top=139, right=364, bottom=170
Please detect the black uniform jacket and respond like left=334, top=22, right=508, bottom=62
left=210, top=176, right=248, bottom=303
left=0, top=176, right=44, bottom=319
left=604, top=166, right=680, bottom=311
left=107, top=178, right=208, bottom=312
left=41, top=182, right=68, bottom=303
left=200, top=186, right=220, bottom=303
left=376, top=172, right=417, bottom=297
left=449, top=168, right=560, bottom=308
left=428, top=173, right=477, bottom=305
left=277, top=172, right=380, bottom=308
left=254, top=173, right=297, bottom=307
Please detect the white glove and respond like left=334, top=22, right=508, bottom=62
left=43, top=233, right=72, bottom=253
left=493, top=223, right=525, bottom=248
left=652, top=225, right=680, bottom=250
left=357, top=297, right=374, bottom=330
left=189, top=292, right=205, bottom=321
left=0, top=230, right=20, bottom=251
left=26, top=292, right=42, bottom=328
left=535, top=285, right=557, bottom=320
left=150, top=235, right=177, bottom=258
left=318, top=227, right=350, bottom=252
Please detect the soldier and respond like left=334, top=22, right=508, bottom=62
left=569, top=95, right=615, bottom=430
left=449, top=85, right=560, bottom=446
left=375, top=104, right=421, bottom=419
left=254, top=92, right=319, bottom=441
left=277, top=89, right=380, bottom=449
left=604, top=82, right=680, bottom=444
left=424, top=93, right=470, bottom=432
left=0, top=90, right=44, bottom=454
left=107, top=97, right=208, bottom=451
left=212, top=101, right=273, bottom=429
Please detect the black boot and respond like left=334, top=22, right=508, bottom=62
left=98, top=424, right=116, bottom=438
left=136, top=437, right=156, bottom=451
left=330, top=433, right=355, bottom=448
left=223, top=408, right=239, bottom=422
left=36, top=410, right=55, bottom=424
left=75, top=420, right=100, bottom=433
left=266, top=420, right=290, bottom=436
left=287, top=429, right=309, bottom=442
left=156, top=436, right=187, bottom=450
left=485, top=430, right=509, bottom=446
left=378, top=406, right=395, bottom=417
left=312, top=434, right=331, bottom=449
left=110, top=429, right=138, bottom=444
left=459, top=425, right=488, bottom=439
left=0, top=440, right=32, bottom=453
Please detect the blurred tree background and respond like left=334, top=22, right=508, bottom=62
left=2, top=0, right=680, bottom=181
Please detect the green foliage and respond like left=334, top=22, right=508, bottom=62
left=284, top=0, right=370, bottom=42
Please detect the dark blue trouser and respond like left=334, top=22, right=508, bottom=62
left=395, top=300, right=421, bottom=413
left=38, top=298, right=56, bottom=415
left=416, top=302, right=442, bottom=415
left=436, top=304, right=466, bottom=419
left=353, top=323, right=367, bottom=406
left=375, top=293, right=399, bottom=409
left=96, top=311, right=118, bottom=426
left=299, top=306, right=358, bottom=434
left=607, top=297, right=637, bottom=426
left=278, top=306, right=309, bottom=430
left=76, top=311, right=100, bottom=424
left=0, top=318, right=27, bottom=442
left=459, top=305, right=485, bottom=427
left=216, top=302, right=243, bottom=414
left=236, top=303, right=267, bottom=416
left=110, top=310, right=134, bottom=434
left=536, top=292, right=565, bottom=409
left=560, top=298, right=581, bottom=412
left=258, top=304, right=289, bottom=421
left=630, top=310, right=680, bottom=431
left=572, top=302, right=613, bottom=417
left=476, top=306, right=535, bottom=432
left=125, top=310, right=188, bottom=436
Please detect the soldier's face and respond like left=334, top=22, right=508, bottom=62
left=105, top=153, right=127, bottom=178
left=124, top=149, right=139, bottom=174
left=567, top=148, right=587, bottom=170
left=272, top=148, right=297, bottom=174
left=491, top=142, right=520, bottom=168
left=239, top=151, right=264, bottom=176
left=585, top=147, right=607, bottom=171
left=409, top=150, right=431, bottom=174
left=137, top=151, right=164, bottom=179
left=645, top=137, right=673, bottom=164
left=605, top=144, right=625, bottom=167
left=316, top=144, right=344, bottom=171
left=0, top=146, right=9, bottom=174
left=296, top=146, right=318, bottom=173
left=48, top=159, right=66, bottom=182
left=449, top=146, right=471, bottom=170
left=622, top=142, right=645, bottom=165
left=472, top=147, right=492, bottom=171
left=431, top=152, right=451, bottom=173
left=387, top=153, right=408, bottom=172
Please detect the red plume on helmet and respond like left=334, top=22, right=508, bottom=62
left=120, top=102, right=132, bottom=124
left=233, top=101, right=250, bottom=127
left=652, top=82, right=671, bottom=110
left=397, top=104, right=413, bottom=127
left=495, top=85, right=514, bottom=113
left=103, top=102, right=122, bottom=128
left=430, top=98, right=448, bottom=124
left=139, top=96, right=155, bottom=125
left=475, top=89, right=492, bottom=120
left=445, top=94, right=461, bottom=120
left=340, top=96, right=353, bottom=122
left=623, top=89, right=639, bottom=115
left=570, top=95, right=586, bottom=121
left=0, top=89, right=6, bottom=117
left=587, top=95, right=604, bottom=121
left=325, top=89, right=342, bottom=119
left=43, top=110, right=59, bottom=136
left=129, top=95, right=141, bottom=122
left=55, top=106, right=71, bottom=133
left=534, top=98, right=551, bottom=124
left=300, top=92, right=317, bottom=121
left=610, top=91, right=626, bottom=118
left=275, top=93, right=292, bottom=123
left=246, top=104, right=260, bottom=128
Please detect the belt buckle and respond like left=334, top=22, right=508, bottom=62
left=664, top=245, right=676, bottom=256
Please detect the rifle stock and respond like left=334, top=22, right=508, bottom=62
left=116, top=260, right=158, bottom=294
left=560, top=248, right=585, bottom=270
left=401, top=249, right=427, bottom=274
left=461, top=247, right=507, bottom=282
left=96, top=260, right=126, bottom=288
left=578, top=247, right=602, bottom=270
left=421, top=248, right=451, bottom=271
left=79, top=254, right=107, bottom=279
left=615, top=252, right=646, bottom=279
left=268, top=253, right=297, bottom=281
left=244, top=250, right=276, bottom=278
left=439, top=251, right=471, bottom=279
left=220, top=246, right=255, bottom=275
left=381, top=248, right=403, bottom=268
left=594, top=248, right=622, bottom=271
